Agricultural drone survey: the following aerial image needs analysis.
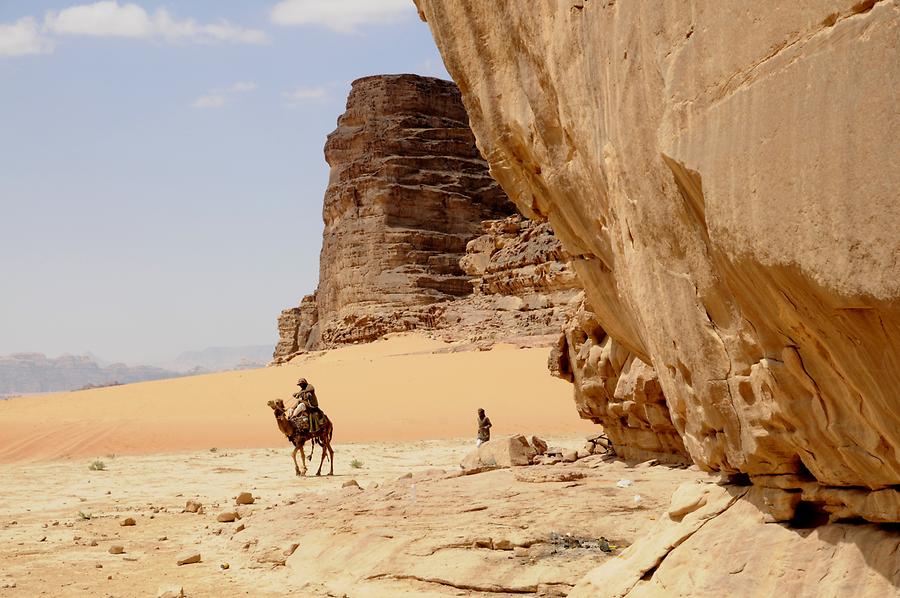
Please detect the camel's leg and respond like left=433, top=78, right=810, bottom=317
left=297, top=443, right=308, bottom=476
left=291, top=447, right=301, bottom=477
left=315, top=435, right=327, bottom=476
left=327, top=442, right=334, bottom=476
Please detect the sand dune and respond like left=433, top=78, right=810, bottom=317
left=0, top=334, right=595, bottom=462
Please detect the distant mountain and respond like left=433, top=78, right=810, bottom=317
left=163, top=345, right=273, bottom=373
left=0, top=353, right=182, bottom=395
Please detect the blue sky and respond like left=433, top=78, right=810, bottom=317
left=0, top=0, right=449, bottom=364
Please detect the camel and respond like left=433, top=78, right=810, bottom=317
left=267, top=399, right=334, bottom=476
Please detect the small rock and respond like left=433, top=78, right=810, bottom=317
left=397, top=472, right=413, bottom=480
left=157, top=585, right=185, bottom=598
left=342, top=480, right=360, bottom=489
left=176, top=552, right=201, bottom=566
left=235, top=492, right=254, bottom=505
left=196, top=506, right=206, bottom=515
left=616, top=479, right=634, bottom=488
left=39, top=536, right=47, bottom=542
left=216, top=512, right=239, bottom=523
left=562, top=450, right=578, bottom=463
left=494, top=539, right=514, bottom=550
left=234, top=524, right=245, bottom=533
left=184, top=500, right=202, bottom=513
left=282, top=543, right=299, bottom=557
left=95, top=564, right=102, bottom=569
left=530, top=436, right=548, bottom=454
left=158, top=536, right=168, bottom=541
left=220, top=563, right=230, bottom=570
left=120, top=517, right=136, bottom=527
left=123, top=556, right=138, bottom=562
left=90, top=540, right=98, bottom=546
left=108, top=545, right=125, bottom=554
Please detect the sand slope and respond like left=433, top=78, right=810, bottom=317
left=0, top=334, right=595, bottom=462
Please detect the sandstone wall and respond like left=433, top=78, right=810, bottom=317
left=415, top=0, right=900, bottom=521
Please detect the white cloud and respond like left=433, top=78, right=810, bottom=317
left=228, top=81, right=258, bottom=93
left=193, top=94, right=226, bottom=109
left=270, top=0, right=414, bottom=33
left=45, top=1, right=268, bottom=45
left=0, top=17, right=54, bottom=57
left=282, top=85, right=327, bottom=104
left=192, top=81, right=258, bottom=109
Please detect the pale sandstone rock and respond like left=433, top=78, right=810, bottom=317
left=156, top=587, right=184, bottom=598
left=108, top=545, right=124, bottom=555
left=415, top=0, right=900, bottom=520
left=183, top=499, right=201, bottom=514
left=461, top=435, right=537, bottom=470
left=176, top=553, right=201, bottom=566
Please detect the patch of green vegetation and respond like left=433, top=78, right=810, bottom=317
left=78, top=511, right=92, bottom=520
left=88, top=460, right=106, bottom=471
left=350, top=459, right=363, bottom=469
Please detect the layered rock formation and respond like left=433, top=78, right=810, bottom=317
left=415, top=0, right=900, bottom=525
left=274, top=76, right=580, bottom=361
left=314, top=74, right=513, bottom=345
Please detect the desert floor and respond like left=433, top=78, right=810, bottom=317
left=1, top=334, right=661, bottom=596
left=0, top=334, right=596, bottom=463
left=0, top=440, right=704, bottom=597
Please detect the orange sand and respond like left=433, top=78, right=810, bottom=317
left=0, top=334, right=595, bottom=462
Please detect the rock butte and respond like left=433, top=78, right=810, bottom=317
left=414, top=0, right=900, bottom=594
left=274, top=74, right=581, bottom=360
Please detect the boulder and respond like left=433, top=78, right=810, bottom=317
left=461, top=435, right=537, bottom=470
left=235, top=492, right=254, bottom=505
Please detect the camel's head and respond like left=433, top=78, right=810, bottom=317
left=267, top=399, right=286, bottom=416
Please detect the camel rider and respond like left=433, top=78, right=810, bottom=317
left=289, top=378, right=323, bottom=432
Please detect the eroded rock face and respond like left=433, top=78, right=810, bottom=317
left=415, top=0, right=900, bottom=517
left=315, top=74, right=513, bottom=346
left=550, top=301, right=689, bottom=464
left=273, top=294, right=319, bottom=363
left=274, top=76, right=581, bottom=357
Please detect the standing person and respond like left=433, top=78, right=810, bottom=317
left=476, top=408, right=492, bottom=446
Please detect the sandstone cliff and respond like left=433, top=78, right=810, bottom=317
left=415, top=0, right=900, bottom=526
left=274, top=76, right=580, bottom=361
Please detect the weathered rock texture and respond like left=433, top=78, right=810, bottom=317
left=274, top=294, right=319, bottom=363
left=274, top=76, right=581, bottom=359
left=415, top=0, right=900, bottom=524
left=550, top=301, right=689, bottom=464
left=314, top=74, right=513, bottom=346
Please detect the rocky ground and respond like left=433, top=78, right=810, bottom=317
left=0, top=438, right=704, bottom=597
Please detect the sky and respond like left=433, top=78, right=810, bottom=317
left=0, top=0, right=450, bottom=364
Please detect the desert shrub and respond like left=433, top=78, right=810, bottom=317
left=78, top=511, right=92, bottom=520
left=89, top=460, right=106, bottom=471
left=350, top=459, right=363, bottom=469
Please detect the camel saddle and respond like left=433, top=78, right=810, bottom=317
left=289, top=407, right=327, bottom=435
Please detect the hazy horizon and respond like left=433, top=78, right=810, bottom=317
left=0, top=1, right=450, bottom=364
